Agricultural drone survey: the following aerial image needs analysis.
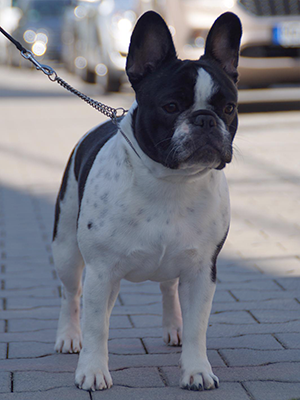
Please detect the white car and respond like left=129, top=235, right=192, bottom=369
left=162, top=0, right=300, bottom=88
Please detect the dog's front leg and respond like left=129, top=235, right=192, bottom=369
left=75, top=266, right=120, bottom=391
left=160, top=279, right=182, bottom=346
left=179, top=267, right=219, bottom=391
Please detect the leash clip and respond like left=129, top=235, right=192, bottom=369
left=21, top=49, right=57, bottom=81
left=111, top=107, right=128, bottom=125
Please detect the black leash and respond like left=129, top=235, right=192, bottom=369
left=0, top=25, right=128, bottom=123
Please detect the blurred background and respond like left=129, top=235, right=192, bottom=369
left=0, top=0, right=300, bottom=102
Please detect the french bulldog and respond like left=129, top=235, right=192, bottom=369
left=53, top=11, right=242, bottom=392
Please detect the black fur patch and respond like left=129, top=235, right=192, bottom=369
left=211, top=228, right=229, bottom=283
left=74, top=119, right=121, bottom=205
left=53, top=149, right=75, bottom=241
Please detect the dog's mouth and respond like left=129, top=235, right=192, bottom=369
left=166, top=142, right=232, bottom=171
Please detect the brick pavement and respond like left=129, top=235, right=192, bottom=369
left=0, top=66, right=300, bottom=399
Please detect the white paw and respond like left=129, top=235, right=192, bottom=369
left=180, top=361, right=219, bottom=391
left=75, top=361, right=112, bottom=391
left=54, top=326, right=82, bottom=354
left=163, top=324, right=182, bottom=346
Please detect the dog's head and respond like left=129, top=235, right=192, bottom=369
left=126, top=11, right=242, bottom=172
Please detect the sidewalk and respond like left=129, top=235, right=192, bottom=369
left=0, top=68, right=300, bottom=399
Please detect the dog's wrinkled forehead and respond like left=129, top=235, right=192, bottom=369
left=193, top=68, right=216, bottom=110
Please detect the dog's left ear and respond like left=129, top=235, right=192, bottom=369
left=126, top=11, right=177, bottom=87
left=202, top=12, right=242, bottom=83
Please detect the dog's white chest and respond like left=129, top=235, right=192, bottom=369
left=77, top=136, right=230, bottom=283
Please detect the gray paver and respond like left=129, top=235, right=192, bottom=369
left=0, top=343, right=7, bottom=360
left=92, top=384, right=251, bottom=400
left=8, top=341, right=54, bottom=358
left=8, top=319, right=57, bottom=332
left=250, top=309, right=300, bottom=324
left=220, top=348, right=300, bottom=367
left=276, top=333, right=300, bottom=349
left=216, top=362, right=300, bottom=382
left=0, top=387, right=90, bottom=399
left=244, top=381, right=300, bottom=400
left=13, top=371, right=74, bottom=392
left=111, top=367, right=165, bottom=388
left=0, top=371, right=11, bottom=393
left=108, top=338, right=146, bottom=355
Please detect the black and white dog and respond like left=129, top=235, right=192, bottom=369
left=53, top=11, right=242, bottom=392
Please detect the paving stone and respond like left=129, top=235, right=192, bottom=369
left=109, top=315, right=133, bottom=329
left=217, top=279, right=283, bottom=292
left=120, top=281, right=161, bottom=295
left=230, top=289, right=300, bottom=302
left=0, top=387, right=90, bottom=399
left=1, top=308, right=59, bottom=320
left=8, top=319, right=56, bottom=332
left=0, top=320, right=5, bottom=333
left=120, top=293, right=161, bottom=306
left=0, top=343, right=7, bottom=360
left=220, top=349, right=300, bottom=367
left=111, top=303, right=162, bottom=316
left=108, top=327, right=161, bottom=340
left=8, top=341, right=54, bottom=359
left=92, top=384, right=250, bottom=400
left=208, top=334, right=283, bottom=350
left=111, top=367, right=165, bottom=388
left=207, top=320, right=300, bottom=338
left=129, top=315, right=162, bottom=328
left=13, top=371, right=74, bottom=392
left=0, top=371, right=10, bottom=393
left=0, top=354, right=78, bottom=373
left=0, top=287, right=59, bottom=298
left=213, top=290, right=237, bottom=302
left=275, top=278, right=300, bottom=292
left=6, top=297, right=60, bottom=310
left=108, top=353, right=181, bottom=370
left=4, top=278, right=56, bottom=290
left=209, top=310, right=258, bottom=324
left=275, top=333, right=300, bottom=349
left=216, top=362, right=300, bottom=382
left=0, top=330, right=56, bottom=344
left=250, top=309, right=300, bottom=324
left=108, top=338, right=146, bottom=355
left=212, top=298, right=300, bottom=313
left=244, top=381, right=300, bottom=400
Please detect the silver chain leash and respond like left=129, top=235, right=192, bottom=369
left=20, top=48, right=128, bottom=124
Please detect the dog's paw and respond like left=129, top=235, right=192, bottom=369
left=75, top=363, right=112, bottom=391
left=163, top=324, right=182, bottom=346
left=180, top=361, right=219, bottom=391
left=54, top=327, right=82, bottom=354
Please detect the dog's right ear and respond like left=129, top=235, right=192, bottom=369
left=126, top=11, right=177, bottom=87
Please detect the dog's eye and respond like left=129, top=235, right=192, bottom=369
left=163, top=103, right=179, bottom=114
left=224, top=103, right=235, bottom=115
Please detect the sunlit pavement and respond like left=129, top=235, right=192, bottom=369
left=0, top=64, right=300, bottom=399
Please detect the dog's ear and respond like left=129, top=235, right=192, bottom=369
left=202, top=12, right=242, bottom=83
left=126, top=11, right=177, bottom=86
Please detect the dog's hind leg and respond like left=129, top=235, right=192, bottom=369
left=160, top=279, right=183, bottom=346
left=53, top=154, right=84, bottom=354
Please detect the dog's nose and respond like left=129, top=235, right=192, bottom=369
left=191, top=111, right=217, bottom=128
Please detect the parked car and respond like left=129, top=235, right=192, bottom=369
left=7, top=0, right=73, bottom=66
left=62, top=0, right=155, bottom=92
left=163, top=0, right=300, bottom=88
